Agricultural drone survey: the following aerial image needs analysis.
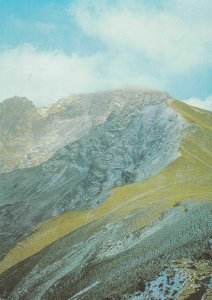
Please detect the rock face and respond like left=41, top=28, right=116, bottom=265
left=0, top=90, right=181, bottom=174
left=0, top=90, right=184, bottom=203
left=0, top=90, right=185, bottom=257
left=0, top=89, right=211, bottom=300
left=0, top=96, right=42, bottom=171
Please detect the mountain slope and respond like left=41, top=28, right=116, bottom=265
left=0, top=90, right=185, bottom=260
left=0, top=90, right=211, bottom=299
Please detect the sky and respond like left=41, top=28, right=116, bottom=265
left=0, top=0, right=211, bottom=110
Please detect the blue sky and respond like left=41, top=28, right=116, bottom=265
left=0, top=0, right=211, bottom=109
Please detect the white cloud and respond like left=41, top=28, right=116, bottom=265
left=184, top=96, right=212, bottom=111
left=71, top=0, right=212, bottom=73
left=0, top=46, right=165, bottom=106
left=0, top=0, right=211, bottom=106
left=0, top=46, right=101, bottom=105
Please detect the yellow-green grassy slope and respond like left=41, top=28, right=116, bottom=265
left=0, top=100, right=212, bottom=274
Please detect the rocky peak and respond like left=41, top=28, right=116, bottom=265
left=0, top=89, right=174, bottom=174
left=0, top=96, right=35, bottom=114
left=0, top=96, right=39, bottom=128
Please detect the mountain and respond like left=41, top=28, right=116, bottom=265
left=0, top=89, right=211, bottom=299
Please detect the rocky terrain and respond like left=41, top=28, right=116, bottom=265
left=0, top=89, right=211, bottom=299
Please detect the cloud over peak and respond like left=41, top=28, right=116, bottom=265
left=0, top=0, right=211, bottom=105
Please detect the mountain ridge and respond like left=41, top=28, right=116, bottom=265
left=0, top=89, right=211, bottom=299
left=0, top=89, right=171, bottom=174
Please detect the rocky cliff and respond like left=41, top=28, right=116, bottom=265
left=0, top=89, right=211, bottom=299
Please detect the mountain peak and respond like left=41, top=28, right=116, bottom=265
left=0, top=90, right=211, bottom=299
left=0, top=96, right=37, bottom=119
left=2, top=95, right=31, bottom=102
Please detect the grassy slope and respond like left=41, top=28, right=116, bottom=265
left=0, top=100, right=212, bottom=274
